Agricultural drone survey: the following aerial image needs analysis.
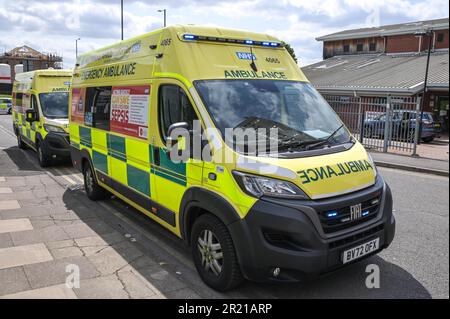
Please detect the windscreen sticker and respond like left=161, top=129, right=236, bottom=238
left=298, top=160, right=374, bottom=185
left=71, top=88, right=86, bottom=124
left=110, top=85, right=150, bottom=140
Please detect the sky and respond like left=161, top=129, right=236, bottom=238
left=0, top=0, right=448, bottom=68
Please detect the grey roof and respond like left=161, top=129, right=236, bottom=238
left=301, top=51, right=449, bottom=95
left=317, top=18, right=449, bottom=41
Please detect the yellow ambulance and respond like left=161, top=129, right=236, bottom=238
left=12, top=69, right=72, bottom=167
left=0, top=95, right=12, bottom=115
left=69, top=25, right=395, bottom=291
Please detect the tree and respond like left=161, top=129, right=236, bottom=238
left=282, top=41, right=298, bottom=64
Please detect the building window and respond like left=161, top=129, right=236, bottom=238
left=343, top=44, right=350, bottom=53
left=437, top=33, right=445, bottom=43
left=356, top=43, right=364, bottom=52
left=369, top=42, right=376, bottom=51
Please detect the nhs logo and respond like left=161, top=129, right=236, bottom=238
left=236, top=52, right=257, bottom=60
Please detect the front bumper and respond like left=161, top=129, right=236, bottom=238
left=228, top=176, right=395, bottom=282
left=42, top=132, right=71, bottom=158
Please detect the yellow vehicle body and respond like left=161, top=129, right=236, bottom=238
left=69, top=25, right=395, bottom=290
left=0, top=95, right=11, bottom=114
left=12, top=69, right=72, bottom=166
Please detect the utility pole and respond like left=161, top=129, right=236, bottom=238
left=415, top=29, right=434, bottom=145
left=121, top=0, right=124, bottom=40
left=158, top=9, right=167, bottom=27
left=75, top=38, right=81, bottom=59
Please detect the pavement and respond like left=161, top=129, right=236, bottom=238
left=0, top=114, right=448, bottom=299
left=370, top=151, right=449, bottom=177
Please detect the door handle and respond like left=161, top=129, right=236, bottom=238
left=153, top=147, right=160, bottom=166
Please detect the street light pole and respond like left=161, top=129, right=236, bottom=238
left=158, top=9, right=167, bottom=27
left=418, top=29, right=433, bottom=145
left=121, top=0, right=124, bottom=40
left=75, top=38, right=81, bottom=59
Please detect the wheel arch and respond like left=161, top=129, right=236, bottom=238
left=179, top=187, right=242, bottom=245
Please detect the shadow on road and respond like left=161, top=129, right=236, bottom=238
left=61, top=187, right=432, bottom=299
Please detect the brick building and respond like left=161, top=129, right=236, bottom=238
left=0, top=45, right=63, bottom=82
left=303, top=18, right=449, bottom=132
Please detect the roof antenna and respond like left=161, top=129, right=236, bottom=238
left=250, top=46, right=258, bottom=72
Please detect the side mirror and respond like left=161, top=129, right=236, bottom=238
left=166, top=122, right=189, bottom=152
left=26, top=109, right=38, bottom=123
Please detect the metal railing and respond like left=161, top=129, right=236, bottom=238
left=325, top=95, right=421, bottom=155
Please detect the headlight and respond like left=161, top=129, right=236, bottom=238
left=233, top=171, right=308, bottom=199
left=44, top=124, right=65, bottom=133
left=367, top=153, right=378, bottom=177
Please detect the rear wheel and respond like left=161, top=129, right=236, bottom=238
left=36, top=141, right=51, bottom=167
left=191, top=214, right=243, bottom=291
left=422, top=137, right=434, bottom=143
left=83, top=161, right=108, bottom=200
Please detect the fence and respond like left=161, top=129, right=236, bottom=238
left=325, top=95, right=421, bottom=155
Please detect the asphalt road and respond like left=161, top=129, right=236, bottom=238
left=0, top=114, right=448, bottom=298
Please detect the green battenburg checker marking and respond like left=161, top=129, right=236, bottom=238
left=93, top=150, right=108, bottom=174
left=79, top=126, right=92, bottom=148
left=127, top=164, right=151, bottom=196
left=108, top=134, right=126, bottom=162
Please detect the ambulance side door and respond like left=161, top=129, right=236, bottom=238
left=151, top=80, right=203, bottom=228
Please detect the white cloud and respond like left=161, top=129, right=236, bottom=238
left=0, top=0, right=448, bottom=68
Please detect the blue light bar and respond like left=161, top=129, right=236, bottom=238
left=362, top=211, right=370, bottom=217
left=182, top=34, right=282, bottom=48
left=183, top=34, right=196, bottom=40
left=327, top=211, right=338, bottom=218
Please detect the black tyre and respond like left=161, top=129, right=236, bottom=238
left=36, top=141, right=51, bottom=168
left=83, top=161, right=108, bottom=200
left=191, top=214, right=243, bottom=291
left=17, top=133, right=27, bottom=150
left=422, top=137, right=434, bottom=143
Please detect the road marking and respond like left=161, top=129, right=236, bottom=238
left=0, top=187, right=13, bottom=194
left=0, top=243, right=53, bottom=270
left=0, top=284, right=77, bottom=299
left=0, top=123, right=16, bottom=139
left=0, top=200, right=21, bottom=211
left=52, top=167, right=77, bottom=185
left=0, top=218, right=33, bottom=234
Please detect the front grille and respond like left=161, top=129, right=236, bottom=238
left=329, top=224, right=384, bottom=249
left=319, top=194, right=381, bottom=234
left=262, top=230, right=306, bottom=251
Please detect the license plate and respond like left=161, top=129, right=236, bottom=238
left=342, top=238, right=379, bottom=264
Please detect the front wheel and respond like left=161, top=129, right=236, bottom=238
left=191, top=214, right=243, bottom=291
left=36, top=141, right=51, bottom=167
left=83, top=162, right=108, bottom=200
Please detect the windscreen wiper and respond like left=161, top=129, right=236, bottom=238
left=303, top=124, right=345, bottom=150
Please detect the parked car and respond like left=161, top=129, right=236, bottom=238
left=364, top=110, right=441, bottom=143
left=0, top=97, right=12, bottom=115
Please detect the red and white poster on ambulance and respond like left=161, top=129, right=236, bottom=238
left=110, top=85, right=150, bottom=139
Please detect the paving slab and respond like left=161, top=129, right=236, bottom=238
left=137, top=265, right=187, bottom=294
left=0, top=177, right=6, bottom=182
left=74, top=275, right=131, bottom=299
left=0, top=267, right=32, bottom=296
left=0, top=233, right=13, bottom=249
left=0, top=284, right=77, bottom=299
left=0, top=243, right=53, bottom=270
left=10, top=225, right=70, bottom=246
left=0, top=187, right=12, bottom=194
left=23, top=255, right=100, bottom=289
left=0, top=218, right=33, bottom=234
left=0, top=200, right=20, bottom=211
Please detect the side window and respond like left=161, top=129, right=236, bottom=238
left=85, top=86, right=112, bottom=130
left=31, top=95, right=39, bottom=119
left=158, top=85, right=198, bottom=141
